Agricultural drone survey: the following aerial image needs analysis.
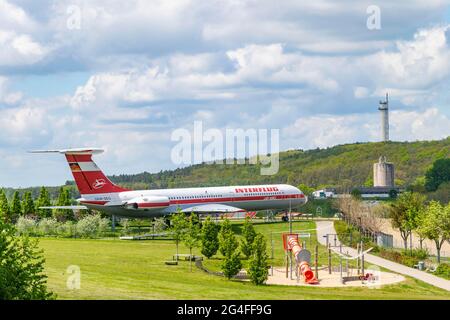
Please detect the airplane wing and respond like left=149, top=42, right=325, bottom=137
left=39, top=206, right=88, bottom=210
left=181, top=204, right=245, bottom=213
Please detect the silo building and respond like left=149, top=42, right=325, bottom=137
left=373, top=156, right=395, bottom=187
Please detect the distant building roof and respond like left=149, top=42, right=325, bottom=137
left=357, top=186, right=399, bottom=194
left=313, top=188, right=336, bottom=193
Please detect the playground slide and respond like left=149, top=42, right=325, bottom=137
left=285, top=234, right=319, bottom=284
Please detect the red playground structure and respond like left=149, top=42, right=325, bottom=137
left=282, top=233, right=319, bottom=284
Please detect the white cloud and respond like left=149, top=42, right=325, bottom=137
left=354, top=86, right=370, bottom=99
left=283, top=108, right=450, bottom=150
left=67, top=24, right=450, bottom=113
left=0, top=30, right=49, bottom=66
left=0, top=0, right=48, bottom=67
left=70, top=43, right=344, bottom=111
left=0, top=105, right=48, bottom=145
left=0, top=0, right=36, bottom=31
left=359, top=26, right=450, bottom=89
left=0, top=76, right=23, bottom=105
left=391, top=108, right=450, bottom=141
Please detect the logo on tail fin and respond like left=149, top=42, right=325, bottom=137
left=92, top=179, right=106, bottom=189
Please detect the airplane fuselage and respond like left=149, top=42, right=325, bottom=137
left=79, top=184, right=307, bottom=218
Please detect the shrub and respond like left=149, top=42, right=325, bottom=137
left=37, top=218, right=59, bottom=236
left=75, top=215, right=109, bottom=238
left=120, top=219, right=131, bottom=236
left=379, top=248, right=403, bottom=264
left=16, top=217, right=37, bottom=236
left=407, top=248, right=429, bottom=260
left=57, top=221, right=76, bottom=237
left=379, top=247, right=429, bottom=267
left=0, top=221, right=55, bottom=299
left=153, top=217, right=168, bottom=233
left=434, top=263, right=450, bottom=280
left=401, top=255, right=418, bottom=268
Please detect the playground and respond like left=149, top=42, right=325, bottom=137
left=267, top=268, right=405, bottom=287
left=37, top=220, right=450, bottom=299
left=261, top=227, right=405, bottom=288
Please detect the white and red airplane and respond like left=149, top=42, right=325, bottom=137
left=32, top=148, right=307, bottom=218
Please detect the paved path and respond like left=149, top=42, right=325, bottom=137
left=315, top=220, right=450, bottom=292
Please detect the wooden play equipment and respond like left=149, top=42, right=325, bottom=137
left=282, top=233, right=319, bottom=284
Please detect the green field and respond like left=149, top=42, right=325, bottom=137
left=38, top=221, right=450, bottom=300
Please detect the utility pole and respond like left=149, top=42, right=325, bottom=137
left=328, top=243, right=332, bottom=274
left=315, top=245, right=319, bottom=280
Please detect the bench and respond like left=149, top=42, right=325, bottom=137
left=173, top=254, right=203, bottom=261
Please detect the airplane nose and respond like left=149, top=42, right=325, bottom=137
left=294, top=186, right=307, bottom=204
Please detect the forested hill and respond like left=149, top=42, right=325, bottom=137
left=107, top=137, right=449, bottom=192
left=3, top=137, right=449, bottom=200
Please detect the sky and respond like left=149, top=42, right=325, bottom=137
left=0, top=0, right=450, bottom=188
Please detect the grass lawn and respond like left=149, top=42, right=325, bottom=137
left=38, top=220, right=450, bottom=300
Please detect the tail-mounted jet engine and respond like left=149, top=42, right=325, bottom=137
left=125, top=196, right=170, bottom=210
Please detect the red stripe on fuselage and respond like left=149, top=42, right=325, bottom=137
left=80, top=193, right=304, bottom=208
left=167, top=193, right=304, bottom=205
left=80, top=200, right=109, bottom=205
left=137, top=202, right=170, bottom=208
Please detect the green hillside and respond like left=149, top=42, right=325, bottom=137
left=3, top=138, right=449, bottom=200
left=108, top=138, right=450, bottom=192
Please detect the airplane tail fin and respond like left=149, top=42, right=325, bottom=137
left=31, top=148, right=129, bottom=195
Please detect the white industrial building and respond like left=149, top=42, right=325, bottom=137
left=312, top=188, right=336, bottom=199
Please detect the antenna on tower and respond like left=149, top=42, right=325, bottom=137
left=378, top=93, right=389, bottom=142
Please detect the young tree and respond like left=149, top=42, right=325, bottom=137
left=36, top=187, right=52, bottom=218
left=414, top=207, right=427, bottom=250
left=218, top=218, right=237, bottom=257
left=200, top=216, right=219, bottom=259
left=219, top=218, right=241, bottom=279
left=22, top=191, right=35, bottom=217
left=248, top=233, right=269, bottom=285
left=0, top=189, right=10, bottom=223
left=53, top=187, right=73, bottom=222
left=240, top=216, right=256, bottom=259
left=182, top=213, right=201, bottom=272
left=0, top=220, right=55, bottom=299
left=222, top=251, right=242, bottom=280
left=389, top=192, right=425, bottom=250
left=418, top=201, right=450, bottom=263
left=170, top=209, right=188, bottom=261
left=10, top=191, right=22, bottom=223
